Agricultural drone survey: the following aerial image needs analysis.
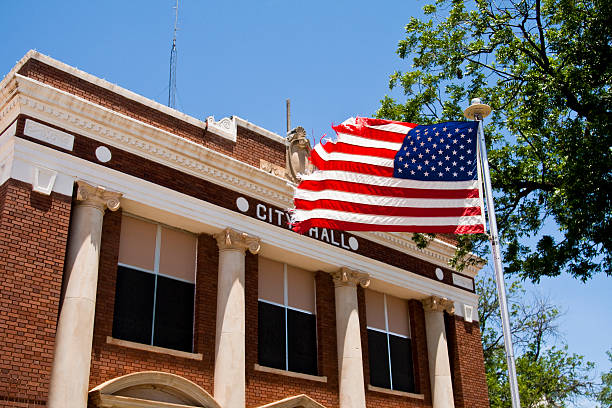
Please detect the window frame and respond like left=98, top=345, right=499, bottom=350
left=257, top=261, right=318, bottom=373
left=366, top=292, right=413, bottom=392
left=114, top=214, right=197, bottom=352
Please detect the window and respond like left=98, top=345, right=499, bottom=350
left=365, top=289, right=415, bottom=393
left=112, top=215, right=197, bottom=353
left=257, top=257, right=318, bottom=375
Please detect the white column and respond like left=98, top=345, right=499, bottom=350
left=48, top=181, right=121, bottom=408
left=213, top=228, right=260, bottom=408
left=422, top=296, right=456, bottom=408
left=331, top=267, right=370, bottom=408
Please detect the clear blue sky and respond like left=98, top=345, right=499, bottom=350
left=2, top=1, right=610, bottom=404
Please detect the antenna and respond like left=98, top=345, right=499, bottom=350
left=168, top=0, right=179, bottom=108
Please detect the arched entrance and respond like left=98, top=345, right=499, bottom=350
left=88, top=371, right=220, bottom=408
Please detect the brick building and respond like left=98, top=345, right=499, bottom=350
left=0, top=51, right=489, bottom=408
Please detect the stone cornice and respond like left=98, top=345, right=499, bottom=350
left=422, top=296, right=455, bottom=315
left=214, top=227, right=261, bottom=254
left=0, top=68, right=484, bottom=277
left=330, top=267, right=371, bottom=288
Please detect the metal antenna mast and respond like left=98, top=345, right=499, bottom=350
left=168, top=0, right=179, bottom=108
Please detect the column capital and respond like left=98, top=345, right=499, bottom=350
left=422, top=296, right=455, bottom=315
left=75, top=180, right=122, bottom=212
left=214, top=227, right=261, bottom=254
left=331, top=267, right=370, bottom=288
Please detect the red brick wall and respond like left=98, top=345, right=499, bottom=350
left=0, top=179, right=72, bottom=405
left=446, top=315, right=490, bottom=408
left=358, top=288, right=431, bottom=407
left=17, top=59, right=286, bottom=170
left=88, top=211, right=218, bottom=394
left=245, top=260, right=340, bottom=408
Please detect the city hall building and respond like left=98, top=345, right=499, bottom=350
left=0, top=51, right=489, bottom=408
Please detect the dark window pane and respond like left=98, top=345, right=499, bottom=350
left=258, top=302, right=286, bottom=370
left=367, top=329, right=390, bottom=389
left=390, top=335, right=415, bottom=392
left=287, top=309, right=317, bottom=375
left=113, top=266, right=155, bottom=344
left=153, top=276, right=195, bottom=352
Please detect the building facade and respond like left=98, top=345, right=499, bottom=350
left=0, top=51, right=489, bottom=408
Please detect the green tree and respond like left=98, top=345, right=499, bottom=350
left=596, top=350, right=612, bottom=407
left=477, top=272, right=595, bottom=406
left=378, top=0, right=612, bottom=281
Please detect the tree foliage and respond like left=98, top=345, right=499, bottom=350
left=477, top=272, right=595, bottom=406
left=597, top=350, right=612, bottom=407
left=378, top=0, right=612, bottom=281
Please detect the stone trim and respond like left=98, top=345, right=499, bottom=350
left=367, top=384, right=425, bottom=400
left=253, top=364, right=328, bottom=383
left=214, top=227, right=261, bottom=254
left=75, top=180, right=122, bottom=212
left=105, top=336, right=203, bottom=361
left=330, top=267, right=370, bottom=288
left=422, top=296, right=455, bottom=314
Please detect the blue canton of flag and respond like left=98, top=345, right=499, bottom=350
left=393, top=121, right=479, bottom=181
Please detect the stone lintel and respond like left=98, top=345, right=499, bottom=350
left=422, top=295, right=455, bottom=315
left=331, top=267, right=370, bottom=288
left=214, top=227, right=261, bottom=254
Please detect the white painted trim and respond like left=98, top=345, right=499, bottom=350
left=367, top=384, right=424, bottom=400
left=253, top=364, right=327, bottom=383
left=106, top=336, right=202, bottom=361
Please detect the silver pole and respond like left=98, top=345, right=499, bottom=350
left=465, top=99, right=521, bottom=408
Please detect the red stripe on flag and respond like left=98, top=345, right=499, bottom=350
left=292, top=218, right=485, bottom=234
left=327, top=142, right=398, bottom=159
left=333, top=123, right=407, bottom=143
left=294, top=198, right=482, bottom=217
left=310, top=149, right=395, bottom=177
left=297, top=179, right=480, bottom=199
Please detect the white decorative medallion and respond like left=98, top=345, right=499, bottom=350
left=452, top=273, right=474, bottom=291
left=32, top=166, right=57, bottom=195
left=24, top=119, right=74, bottom=151
left=95, top=146, right=112, bottom=163
left=236, top=196, right=249, bottom=212
left=348, top=237, right=359, bottom=251
left=435, top=267, right=444, bottom=280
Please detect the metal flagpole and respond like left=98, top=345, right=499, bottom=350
left=465, top=98, right=521, bottom=408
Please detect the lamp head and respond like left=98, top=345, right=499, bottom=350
left=464, top=98, right=492, bottom=120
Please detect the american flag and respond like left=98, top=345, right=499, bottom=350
left=291, top=117, right=486, bottom=234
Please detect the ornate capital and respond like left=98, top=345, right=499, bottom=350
left=422, top=296, right=455, bottom=315
left=75, top=180, right=122, bottom=212
left=214, top=227, right=261, bottom=254
left=331, top=267, right=370, bottom=288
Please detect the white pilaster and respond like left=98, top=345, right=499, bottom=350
left=422, top=296, right=456, bottom=408
left=48, top=181, right=121, bottom=408
left=331, top=267, right=370, bottom=408
left=213, top=228, right=260, bottom=408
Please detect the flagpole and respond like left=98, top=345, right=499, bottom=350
left=465, top=98, right=521, bottom=408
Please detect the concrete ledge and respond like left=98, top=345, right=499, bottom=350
left=254, top=364, right=327, bottom=383
left=106, top=336, right=203, bottom=361
left=367, top=384, right=425, bottom=400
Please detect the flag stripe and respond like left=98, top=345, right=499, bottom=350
left=297, top=179, right=480, bottom=199
left=292, top=208, right=483, bottom=225
left=294, top=198, right=481, bottom=217
left=325, top=142, right=399, bottom=159
left=295, top=189, right=482, bottom=208
left=336, top=133, right=403, bottom=151
left=310, top=148, right=395, bottom=177
left=302, top=170, right=479, bottom=190
left=294, top=218, right=484, bottom=234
